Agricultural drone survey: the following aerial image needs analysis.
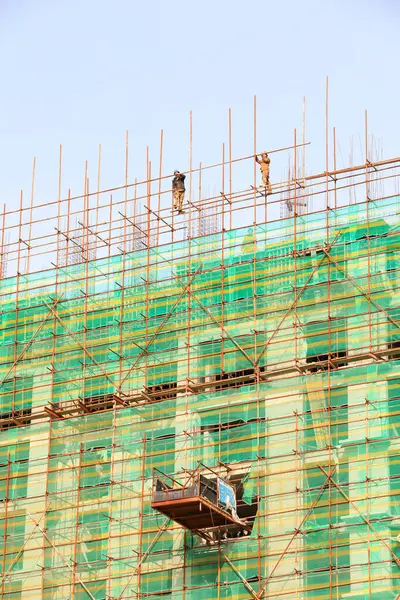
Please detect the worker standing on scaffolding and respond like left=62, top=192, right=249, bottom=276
left=255, top=152, right=272, bottom=194
left=172, top=170, right=186, bottom=213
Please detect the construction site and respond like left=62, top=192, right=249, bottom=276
left=1, top=100, right=400, bottom=600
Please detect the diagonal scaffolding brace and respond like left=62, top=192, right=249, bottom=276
left=257, top=465, right=337, bottom=599
left=116, top=518, right=172, bottom=600
left=318, top=465, right=400, bottom=569
left=0, top=294, right=64, bottom=388
left=42, top=297, right=122, bottom=398
left=318, top=244, right=400, bottom=333
left=255, top=232, right=341, bottom=367
left=176, top=278, right=256, bottom=368
left=27, top=512, right=96, bottom=600
left=117, top=266, right=203, bottom=391
left=221, top=551, right=259, bottom=600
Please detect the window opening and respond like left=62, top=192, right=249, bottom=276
left=0, top=407, right=32, bottom=430
left=80, top=392, right=115, bottom=413
left=211, top=368, right=265, bottom=391
left=145, top=381, right=177, bottom=400
left=388, top=340, right=400, bottom=360
left=306, top=351, right=348, bottom=373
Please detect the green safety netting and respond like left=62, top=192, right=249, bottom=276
left=0, top=196, right=399, bottom=598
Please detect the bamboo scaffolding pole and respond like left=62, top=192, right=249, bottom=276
left=189, top=110, right=193, bottom=220
left=156, top=130, right=164, bottom=245
left=1, top=454, right=11, bottom=598
left=228, top=107, right=233, bottom=229
left=51, top=145, right=63, bottom=411
left=221, top=143, right=226, bottom=373
left=0, top=203, right=6, bottom=279
left=95, top=143, right=102, bottom=257
left=144, top=150, right=151, bottom=390
left=12, top=190, right=24, bottom=418
left=40, top=411, right=53, bottom=597
left=293, top=129, right=298, bottom=377
left=26, top=156, right=36, bottom=273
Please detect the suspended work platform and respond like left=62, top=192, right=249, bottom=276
left=151, top=466, right=251, bottom=540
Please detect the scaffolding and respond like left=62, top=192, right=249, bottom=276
left=1, top=113, right=400, bottom=599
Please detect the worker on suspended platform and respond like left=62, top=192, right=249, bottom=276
left=255, top=152, right=272, bottom=194
left=172, top=170, right=186, bottom=213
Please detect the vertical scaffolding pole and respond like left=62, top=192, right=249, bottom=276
left=228, top=108, right=233, bottom=229
left=293, top=129, right=298, bottom=372
left=144, top=149, right=151, bottom=390
left=124, top=130, right=129, bottom=253
left=302, top=96, right=306, bottom=186
left=365, top=110, right=373, bottom=354
left=333, top=127, right=337, bottom=209
left=157, top=129, right=164, bottom=245
left=107, top=401, right=118, bottom=599
left=13, top=190, right=24, bottom=417
left=41, top=417, right=54, bottom=597
left=119, top=135, right=128, bottom=391
left=0, top=204, right=6, bottom=279
left=108, top=193, right=113, bottom=258
left=1, top=454, right=11, bottom=598
left=82, top=162, right=90, bottom=406
left=83, top=161, right=89, bottom=260
left=189, top=110, right=193, bottom=226
left=325, top=76, right=329, bottom=209
left=197, top=161, right=202, bottom=236
left=51, top=144, right=63, bottom=408
left=324, top=78, right=334, bottom=597
left=253, top=95, right=257, bottom=225
left=133, top=177, right=138, bottom=249
left=66, top=189, right=71, bottom=266
left=221, top=143, right=226, bottom=374
left=26, top=156, right=36, bottom=274
left=71, top=443, right=83, bottom=598
left=136, top=434, right=147, bottom=598
left=294, top=411, right=300, bottom=597
left=96, top=143, right=102, bottom=255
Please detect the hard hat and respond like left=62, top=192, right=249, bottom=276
left=174, top=170, right=179, bottom=174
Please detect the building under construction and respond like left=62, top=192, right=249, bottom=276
left=1, top=116, right=400, bottom=599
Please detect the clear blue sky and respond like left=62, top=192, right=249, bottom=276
left=0, top=0, right=399, bottom=220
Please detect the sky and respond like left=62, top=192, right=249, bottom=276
left=0, top=0, right=399, bottom=254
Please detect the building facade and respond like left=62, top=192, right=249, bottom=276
left=0, top=194, right=399, bottom=599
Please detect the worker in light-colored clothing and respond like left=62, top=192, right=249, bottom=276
left=172, top=170, right=186, bottom=213
left=255, top=152, right=272, bottom=193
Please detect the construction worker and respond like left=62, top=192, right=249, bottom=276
left=172, top=170, right=186, bottom=213
left=255, top=152, right=272, bottom=194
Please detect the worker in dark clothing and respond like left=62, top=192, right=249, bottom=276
left=172, top=170, right=186, bottom=213
left=255, top=152, right=272, bottom=193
